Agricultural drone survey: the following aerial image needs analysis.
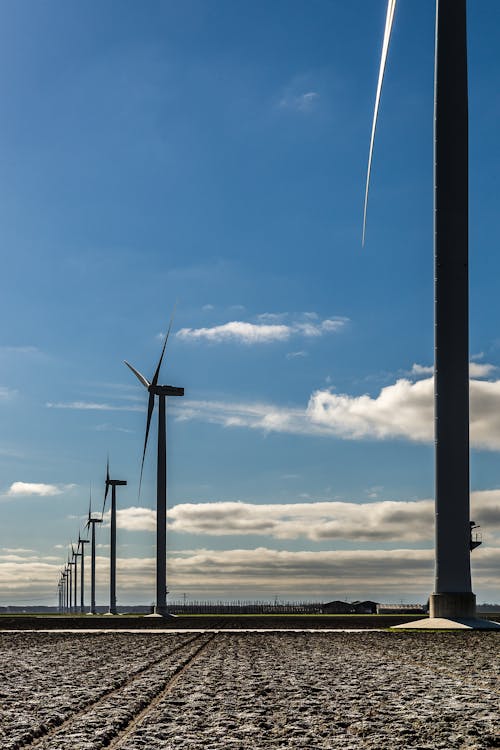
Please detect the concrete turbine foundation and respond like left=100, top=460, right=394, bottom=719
left=394, top=617, right=500, bottom=630
left=394, top=593, right=500, bottom=630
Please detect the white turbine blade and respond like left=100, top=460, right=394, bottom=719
left=362, top=0, right=397, bottom=246
left=124, top=361, right=150, bottom=388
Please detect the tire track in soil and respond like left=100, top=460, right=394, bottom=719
left=17, top=634, right=204, bottom=750
left=103, top=634, right=216, bottom=749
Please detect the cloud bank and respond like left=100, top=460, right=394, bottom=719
left=3, top=546, right=500, bottom=603
left=111, top=490, right=500, bottom=544
left=176, top=315, right=347, bottom=344
left=308, top=375, right=500, bottom=449
left=178, top=368, right=500, bottom=451
left=43, top=361, right=500, bottom=452
left=167, top=499, right=433, bottom=542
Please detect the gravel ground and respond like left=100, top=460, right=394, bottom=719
left=1, top=631, right=499, bottom=749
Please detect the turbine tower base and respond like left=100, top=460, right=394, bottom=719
left=394, top=592, right=500, bottom=629
left=430, top=592, right=476, bottom=619
left=145, top=605, right=177, bottom=618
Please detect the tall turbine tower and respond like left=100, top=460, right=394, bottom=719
left=72, top=543, right=80, bottom=614
left=64, top=565, right=69, bottom=614
left=364, top=1, right=499, bottom=628
left=125, top=313, right=184, bottom=617
left=102, top=459, right=127, bottom=616
left=85, top=492, right=103, bottom=615
left=59, top=571, right=66, bottom=613
left=67, top=551, right=75, bottom=614
left=77, top=534, right=89, bottom=614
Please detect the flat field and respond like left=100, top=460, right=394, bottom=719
left=1, top=630, right=499, bottom=749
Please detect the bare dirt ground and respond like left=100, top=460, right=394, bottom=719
left=0, top=631, right=499, bottom=749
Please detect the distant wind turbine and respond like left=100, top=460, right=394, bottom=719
left=364, top=0, right=499, bottom=628
left=125, top=311, right=184, bottom=617
left=85, top=489, right=103, bottom=615
left=63, top=566, right=69, bottom=614
left=102, top=459, right=127, bottom=616
left=58, top=573, right=64, bottom=614
left=77, top=534, right=89, bottom=615
left=72, top=542, right=80, bottom=615
left=67, top=550, right=76, bottom=614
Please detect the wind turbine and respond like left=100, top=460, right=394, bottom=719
left=72, top=542, right=80, bottom=615
left=58, top=574, right=64, bottom=614
left=67, top=550, right=75, bottom=614
left=364, top=1, right=499, bottom=628
left=59, top=570, right=67, bottom=613
left=84, top=490, right=103, bottom=615
left=102, top=459, right=127, bottom=615
left=125, top=313, right=184, bottom=617
left=63, top=566, right=69, bottom=613
left=77, top=534, right=89, bottom=614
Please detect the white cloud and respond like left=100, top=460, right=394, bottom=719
left=167, top=546, right=500, bottom=599
left=0, top=345, right=49, bottom=362
left=178, top=321, right=291, bottom=344
left=410, top=361, right=496, bottom=378
left=257, top=312, right=288, bottom=323
left=286, top=351, right=308, bottom=359
left=0, top=346, right=41, bottom=356
left=102, top=506, right=156, bottom=532
left=279, top=91, right=319, bottom=112
left=2, top=547, right=35, bottom=554
left=6, top=482, right=76, bottom=497
left=176, top=368, right=500, bottom=451
left=109, top=490, right=500, bottom=545
left=470, top=362, right=496, bottom=377
left=0, top=386, right=16, bottom=399
left=308, top=375, right=500, bottom=449
left=176, top=316, right=347, bottom=345
left=307, top=378, right=435, bottom=442
left=168, top=499, right=433, bottom=542
left=3, top=542, right=500, bottom=603
left=93, top=423, right=134, bottom=433
left=166, top=490, right=500, bottom=542
left=46, top=401, right=142, bottom=412
left=202, top=304, right=215, bottom=311
left=177, top=398, right=318, bottom=435
left=365, top=486, right=383, bottom=499
left=410, top=363, right=433, bottom=376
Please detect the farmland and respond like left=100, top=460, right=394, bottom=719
left=1, top=630, right=499, bottom=749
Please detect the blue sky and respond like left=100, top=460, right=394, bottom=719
left=2, top=1, right=500, bottom=606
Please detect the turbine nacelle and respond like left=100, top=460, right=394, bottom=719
left=150, top=384, right=184, bottom=397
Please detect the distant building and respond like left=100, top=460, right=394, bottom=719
left=322, top=600, right=378, bottom=614
left=322, top=600, right=352, bottom=614
left=351, top=600, right=378, bottom=614
left=377, top=604, right=427, bottom=615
